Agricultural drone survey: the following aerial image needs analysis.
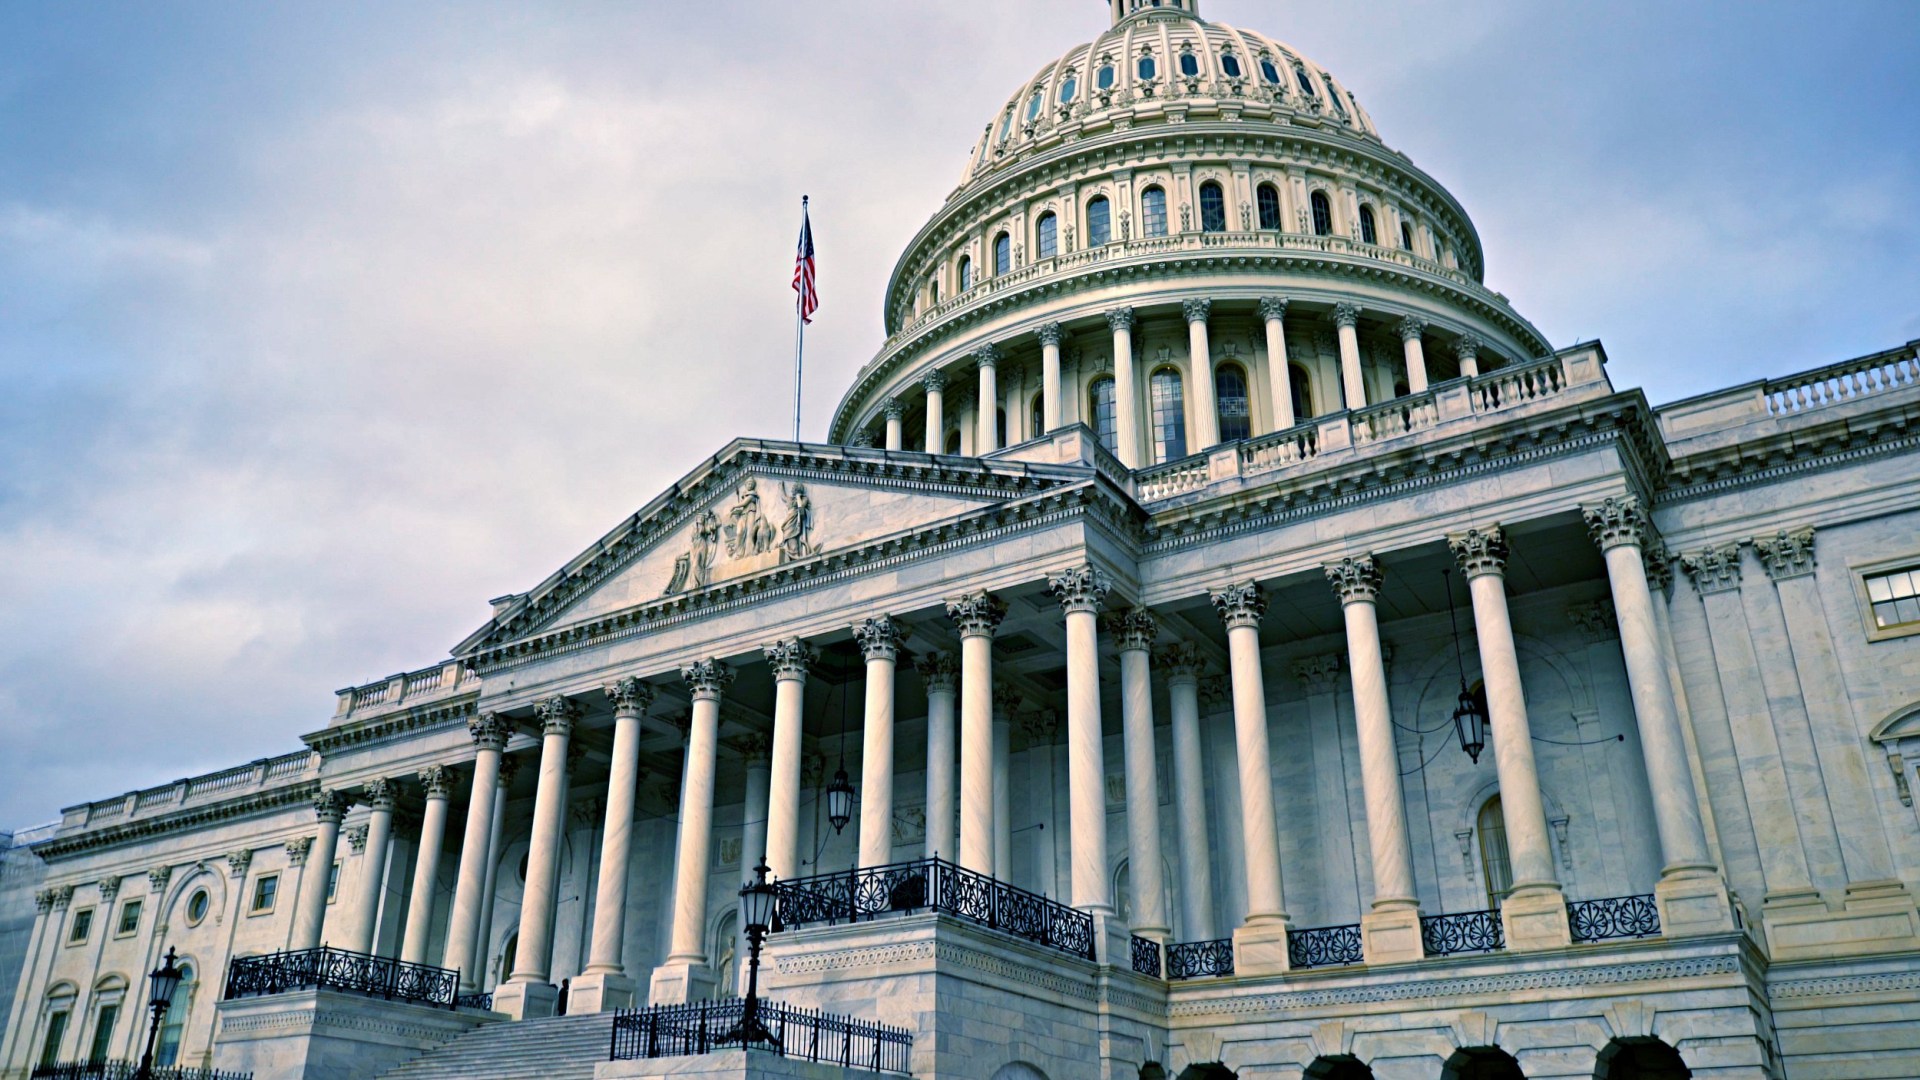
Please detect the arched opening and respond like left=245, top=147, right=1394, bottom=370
left=1311, top=191, right=1333, bottom=236
left=1256, top=183, right=1282, bottom=231
left=991, top=1063, right=1051, bottom=1080
left=1400, top=221, right=1415, bottom=251
left=1597, top=1039, right=1690, bottom=1080
left=928, top=276, right=940, bottom=305
left=1088, top=195, right=1113, bottom=247
left=994, top=233, right=1012, bottom=276
left=85, top=975, right=127, bottom=1064
left=500, top=933, right=518, bottom=982
left=1359, top=204, right=1378, bottom=244
left=1215, top=363, right=1250, bottom=441
left=996, top=408, right=1008, bottom=448
left=1305, top=1057, right=1375, bottom=1080
left=945, top=428, right=963, bottom=455
left=1030, top=392, right=1045, bottom=438
left=1142, top=186, right=1169, bottom=238
left=1477, top=788, right=1513, bottom=909
left=1443, top=1047, right=1525, bottom=1080
left=1036, top=212, right=1059, bottom=259
left=1198, top=181, right=1227, bottom=233
left=154, top=961, right=197, bottom=1067
left=1176, top=1066, right=1235, bottom=1080
left=1088, top=377, right=1118, bottom=454
left=958, top=254, right=973, bottom=291
left=712, top=909, right=739, bottom=991
left=37, top=983, right=78, bottom=1069
left=1149, top=367, right=1188, bottom=463
left=1289, top=362, right=1314, bottom=421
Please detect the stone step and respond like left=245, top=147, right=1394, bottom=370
left=374, top=1013, right=616, bottom=1080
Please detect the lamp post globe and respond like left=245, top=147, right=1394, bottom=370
left=825, top=766, right=855, bottom=835
left=727, top=858, right=778, bottom=1047
left=136, top=946, right=185, bottom=1079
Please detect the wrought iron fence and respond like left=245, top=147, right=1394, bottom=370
left=31, top=1063, right=250, bottom=1080
left=610, top=999, right=911, bottom=1075
left=1165, top=938, right=1235, bottom=979
left=1130, top=935, right=1162, bottom=977
left=1286, top=923, right=1364, bottom=969
left=454, top=990, right=494, bottom=1010
left=223, top=946, right=460, bottom=1009
left=1568, top=894, right=1661, bottom=943
left=772, top=857, right=1094, bottom=960
left=1420, top=909, right=1505, bottom=957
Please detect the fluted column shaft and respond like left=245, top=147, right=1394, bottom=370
left=764, top=640, right=813, bottom=881
left=924, top=373, right=946, bottom=453
left=1260, top=299, right=1295, bottom=431
left=1184, top=301, right=1220, bottom=450
left=507, top=697, right=578, bottom=984
left=948, top=593, right=1004, bottom=873
left=855, top=617, right=902, bottom=870
left=1038, top=324, right=1064, bottom=434
left=1327, top=558, right=1417, bottom=908
left=920, top=655, right=959, bottom=860
left=976, top=349, right=1000, bottom=453
left=1398, top=317, right=1429, bottom=394
left=992, top=691, right=1013, bottom=880
left=345, top=781, right=396, bottom=955
left=1212, top=583, right=1288, bottom=922
left=740, top=743, right=771, bottom=880
left=884, top=402, right=904, bottom=452
left=583, top=679, right=654, bottom=984
left=1332, top=304, right=1366, bottom=410
left=291, top=791, right=347, bottom=952
left=1162, top=654, right=1215, bottom=940
left=473, top=758, right=514, bottom=979
left=1108, top=309, right=1141, bottom=467
left=668, top=664, right=731, bottom=964
left=1050, top=566, right=1112, bottom=914
left=400, top=767, right=452, bottom=965
left=445, top=714, right=510, bottom=985
left=1114, top=612, right=1169, bottom=939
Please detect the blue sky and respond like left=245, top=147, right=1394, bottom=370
left=1, top=1, right=1916, bottom=826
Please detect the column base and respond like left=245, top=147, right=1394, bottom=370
left=1360, top=903, right=1425, bottom=965
left=568, top=970, right=638, bottom=1013
left=1763, top=880, right=1920, bottom=960
left=491, top=978, right=559, bottom=1020
left=1654, top=870, right=1736, bottom=938
left=648, top=960, right=719, bottom=1006
left=1500, top=884, right=1571, bottom=951
left=1231, top=917, right=1294, bottom=976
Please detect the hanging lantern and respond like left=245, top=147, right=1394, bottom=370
left=826, top=765, right=855, bottom=834
left=1452, top=685, right=1488, bottom=764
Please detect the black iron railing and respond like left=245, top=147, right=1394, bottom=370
left=1420, top=909, right=1505, bottom=956
left=772, top=857, right=1094, bottom=960
left=1165, top=937, right=1235, bottom=979
left=610, top=999, right=911, bottom=1075
left=1568, top=894, right=1661, bottom=943
left=454, top=990, right=494, bottom=1010
left=1287, top=923, right=1364, bottom=969
left=1130, top=935, right=1162, bottom=977
left=32, top=1063, right=250, bottom=1080
left=223, top=946, right=460, bottom=1009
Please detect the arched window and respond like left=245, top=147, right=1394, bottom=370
left=1199, top=181, right=1227, bottom=233
left=1257, top=183, right=1282, bottom=230
left=1295, top=66, right=1317, bottom=97
left=1598, top=1038, right=1693, bottom=1080
left=1030, top=392, right=1045, bottom=438
left=1325, top=84, right=1349, bottom=118
left=1310, top=191, right=1333, bottom=236
left=958, top=254, right=973, bottom=291
left=998, top=109, right=1015, bottom=145
left=1289, top=362, right=1314, bottom=421
left=1477, top=792, right=1513, bottom=910
left=1215, top=363, right=1250, bottom=441
left=1137, top=55, right=1157, bottom=81
left=1141, top=187, right=1169, bottom=237
left=928, top=276, right=940, bottom=305
left=1026, top=88, right=1045, bottom=122
left=1178, top=51, right=1200, bottom=77
left=87, top=993, right=120, bottom=1064
left=944, top=429, right=962, bottom=455
left=1149, top=368, right=1188, bottom=462
left=1260, top=57, right=1282, bottom=84
left=154, top=962, right=196, bottom=1067
left=1399, top=221, right=1414, bottom=251
left=1059, top=73, right=1078, bottom=104
left=1036, top=212, right=1059, bottom=259
left=1359, top=204, right=1377, bottom=244
left=996, top=408, right=1008, bottom=448
left=994, top=233, right=1011, bottom=275
left=1221, top=54, right=1242, bottom=78
left=1089, top=377, right=1118, bottom=453
left=1087, top=196, right=1112, bottom=247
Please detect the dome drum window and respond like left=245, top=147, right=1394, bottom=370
left=1199, top=181, right=1227, bottom=233
left=1036, top=212, right=1059, bottom=260
left=1141, top=186, right=1169, bottom=238
left=1058, top=73, right=1078, bottom=106
left=1260, top=57, right=1282, bottom=85
left=958, top=254, right=973, bottom=291
left=1178, top=50, right=1201, bottom=79
left=994, top=233, right=1012, bottom=276
left=1311, top=190, right=1334, bottom=236
left=1026, top=89, right=1045, bottom=123
left=1257, top=183, right=1282, bottom=231
left=1137, top=54, right=1157, bottom=82
left=1087, top=196, right=1112, bottom=247
left=1221, top=53, right=1243, bottom=80
left=1359, top=204, right=1378, bottom=245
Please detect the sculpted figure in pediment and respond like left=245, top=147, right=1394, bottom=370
left=664, top=509, right=723, bottom=597
left=724, top=479, right=777, bottom=558
left=777, top=482, right=820, bottom=563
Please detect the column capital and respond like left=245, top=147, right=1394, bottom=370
left=1329, top=302, right=1361, bottom=329
left=1645, top=544, right=1677, bottom=596
left=883, top=397, right=905, bottom=421
left=853, top=615, right=905, bottom=661
left=726, top=732, right=773, bottom=761
left=1581, top=495, right=1651, bottom=552
left=1198, top=675, right=1231, bottom=709
left=1209, top=580, right=1267, bottom=630
left=947, top=590, right=1008, bottom=637
left=313, top=789, right=349, bottom=824
left=973, top=343, right=999, bottom=369
left=1454, top=332, right=1481, bottom=362
left=915, top=651, right=960, bottom=693
left=1324, top=554, right=1384, bottom=605
left=922, top=369, right=948, bottom=394
left=1753, top=526, right=1817, bottom=581
left=992, top=683, right=1021, bottom=718
left=147, top=866, right=172, bottom=892
left=1019, top=707, right=1061, bottom=745
left=1291, top=654, right=1344, bottom=694
left=418, top=764, right=454, bottom=798
left=345, top=825, right=369, bottom=853
left=1182, top=298, right=1212, bottom=324
left=1047, top=563, right=1112, bottom=615
left=97, top=876, right=122, bottom=902
left=681, top=658, right=735, bottom=699
left=1680, top=544, right=1743, bottom=595
left=469, top=711, right=514, bottom=751
left=1396, top=314, right=1427, bottom=342
left=497, top=752, right=521, bottom=787
left=1449, top=526, right=1510, bottom=579
left=1103, top=607, right=1158, bottom=651
left=1036, top=321, right=1065, bottom=347
left=226, top=850, right=253, bottom=879
left=764, top=638, right=815, bottom=680
left=51, top=883, right=78, bottom=909
left=1154, top=641, right=1205, bottom=680
left=603, top=676, right=656, bottom=717
left=286, top=836, right=315, bottom=867
left=534, top=696, right=581, bottom=737
left=34, top=888, right=58, bottom=913
left=1105, top=306, right=1137, bottom=333
left=1566, top=601, right=1617, bottom=642
left=1258, top=296, right=1289, bottom=323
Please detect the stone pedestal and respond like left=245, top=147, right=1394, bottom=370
left=211, top=989, right=493, bottom=1080
left=1653, top=871, right=1736, bottom=938
left=1502, top=884, right=1573, bottom=951
left=569, top=971, right=638, bottom=1014
left=599, top=1046, right=875, bottom=1080
left=648, top=961, right=719, bottom=1006
left=491, top=979, right=559, bottom=1020
left=1764, top=880, right=1920, bottom=960
left=1359, top=904, right=1425, bottom=965
left=1231, top=918, right=1294, bottom=976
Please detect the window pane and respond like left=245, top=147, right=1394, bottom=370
left=1217, top=366, right=1250, bottom=441
left=1087, top=197, right=1111, bottom=247
left=1026, top=90, right=1044, bottom=121
left=1142, top=188, right=1168, bottom=237
left=1257, top=185, right=1281, bottom=230
left=1479, top=796, right=1513, bottom=909
left=1222, top=55, right=1242, bottom=78
left=1098, top=65, right=1115, bottom=90
left=89, top=1004, right=118, bottom=1063
left=1059, top=75, right=1077, bottom=103
left=1360, top=205, right=1377, bottom=244
left=1897, top=596, right=1920, bottom=626
left=999, top=109, right=1014, bottom=144
left=41, top=1012, right=69, bottom=1067
left=958, top=256, right=972, bottom=291
left=1199, top=183, right=1226, bottom=232
left=1295, top=67, right=1316, bottom=97
left=1401, top=222, right=1414, bottom=250
left=1036, top=214, right=1058, bottom=259
left=1179, top=53, right=1200, bottom=77
left=994, top=234, right=1011, bottom=275
left=1138, top=56, right=1156, bottom=80
left=1090, top=378, right=1117, bottom=453
left=118, top=901, right=141, bottom=934
left=1261, top=59, right=1281, bottom=84
left=1311, top=192, right=1333, bottom=236
left=1150, top=370, right=1187, bottom=462
left=1868, top=574, right=1895, bottom=602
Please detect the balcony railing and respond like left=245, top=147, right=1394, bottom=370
left=611, top=999, right=911, bottom=1076
left=1568, top=893, right=1660, bottom=943
left=453, top=990, right=494, bottom=1011
left=771, top=857, right=1094, bottom=960
left=1765, top=346, right=1918, bottom=415
left=1286, top=923, right=1364, bottom=970
left=1130, top=934, right=1162, bottom=977
left=32, top=1064, right=250, bottom=1080
left=1166, top=937, right=1235, bottom=979
left=1419, top=909, right=1505, bottom=957
left=223, top=946, right=461, bottom=1009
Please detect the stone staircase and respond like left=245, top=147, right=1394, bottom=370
left=374, top=1012, right=618, bottom=1080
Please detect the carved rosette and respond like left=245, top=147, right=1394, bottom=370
left=312, top=789, right=349, bottom=824
left=853, top=615, right=903, bottom=662
left=1292, top=654, right=1344, bottom=694
left=922, top=370, right=948, bottom=394
left=1680, top=544, right=1743, bottom=595
left=763, top=639, right=815, bottom=681
left=1329, top=302, right=1361, bottom=330
left=363, top=778, right=398, bottom=811
left=1047, top=564, right=1111, bottom=616
left=97, top=877, right=121, bottom=902
left=285, top=836, right=314, bottom=866
left=1105, top=306, right=1137, bottom=333
left=973, top=343, right=1000, bottom=370
left=1155, top=641, right=1205, bottom=681
left=226, top=851, right=253, bottom=878
left=947, top=591, right=1009, bottom=638
left=1104, top=607, right=1158, bottom=652
left=1449, top=526, right=1510, bottom=579
left=1754, top=527, right=1817, bottom=581
left=417, top=765, right=453, bottom=799
left=915, top=651, right=960, bottom=693
left=682, top=658, right=735, bottom=699
left=1581, top=495, right=1650, bottom=553
left=467, top=712, right=513, bottom=752
left=147, top=866, right=172, bottom=892
left=1258, top=296, right=1289, bottom=323
left=534, top=696, right=581, bottom=738
left=883, top=397, right=905, bottom=421
left=1209, top=581, right=1267, bottom=630
left=1454, top=333, right=1482, bottom=363
left=603, top=677, right=656, bottom=718
left=1324, top=555, right=1384, bottom=605
left=1182, top=298, right=1212, bottom=324
left=1036, top=322, right=1065, bottom=348
left=345, top=825, right=369, bottom=854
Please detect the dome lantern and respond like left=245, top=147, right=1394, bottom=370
left=1108, top=0, right=1201, bottom=27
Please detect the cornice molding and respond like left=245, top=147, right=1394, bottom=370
left=34, top=781, right=321, bottom=863
left=302, top=696, right=477, bottom=756
left=1657, top=422, right=1920, bottom=506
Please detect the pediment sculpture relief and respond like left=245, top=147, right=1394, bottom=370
left=664, top=478, right=821, bottom=597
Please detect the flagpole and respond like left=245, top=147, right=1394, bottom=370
left=792, top=195, right=808, bottom=444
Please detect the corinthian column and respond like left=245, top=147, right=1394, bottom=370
left=496, top=696, right=580, bottom=1017
left=574, top=678, right=655, bottom=1012
left=1038, top=322, right=1064, bottom=434
left=946, top=592, right=1006, bottom=873
left=444, top=712, right=511, bottom=987
left=1454, top=333, right=1481, bottom=379
left=650, top=660, right=733, bottom=1005
left=923, top=370, right=947, bottom=453
left=854, top=616, right=903, bottom=870
left=1184, top=299, right=1220, bottom=449
left=1209, top=581, right=1292, bottom=973
left=1107, top=307, right=1141, bottom=466
left=883, top=399, right=905, bottom=451
left=1331, top=303, right=1366, bottom=410
left=918, top=652, right=959, bottom=860
left=1048, top=565, right=1112, bottom=914
left=400, top=766, right=452, bottom=966
left=1259, top=297, right=1295, bottom=431
left=1324, top=556, right=1423, bottom=963
left=1110, top=608, right=1170, bottom=941
left=1157, top=643, right=1215, bottom=941
left=1397, top=316, right=1429, bottom=393
left=763, top=639, right=813, bottom=881
left=290, top=790, right=347, bottom=951
left=992, top=685, right=1016, bottom=880
left=474, top=754, right=517, bottom=982
left=344, top=779, right=396, bottom=955
left=1449, top=526, right=1570, bottom=949
left=975, top=345, right=1001, bottom=453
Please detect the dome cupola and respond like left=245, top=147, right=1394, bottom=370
left=1107, top=0, right=1202, bottom=26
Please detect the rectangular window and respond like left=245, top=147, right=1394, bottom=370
left=87, top=1003, right=119, bottom=1064
left=39, top=1011, right=69, bottom=1067
left=1867, top=567, right=1920, bottom=630
left=68, top=908, right=93, bottom=944
left=117, top=899, right=142, bottom=936
left=326, top=862, right=341, bottom=903
left=250, top=874, right=279, bottom=914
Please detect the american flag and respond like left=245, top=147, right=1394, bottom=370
left=793, top=196, right=819, bottom=324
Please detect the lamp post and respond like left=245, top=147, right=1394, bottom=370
left=135, top=946, right=185, bottom=1080
left=1442, top=568, right=1489, bottom=763
left=726, top=858, right=779, bottom=1047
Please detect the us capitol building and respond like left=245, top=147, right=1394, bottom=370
left=8, top=3, right=1920, bottom=1079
